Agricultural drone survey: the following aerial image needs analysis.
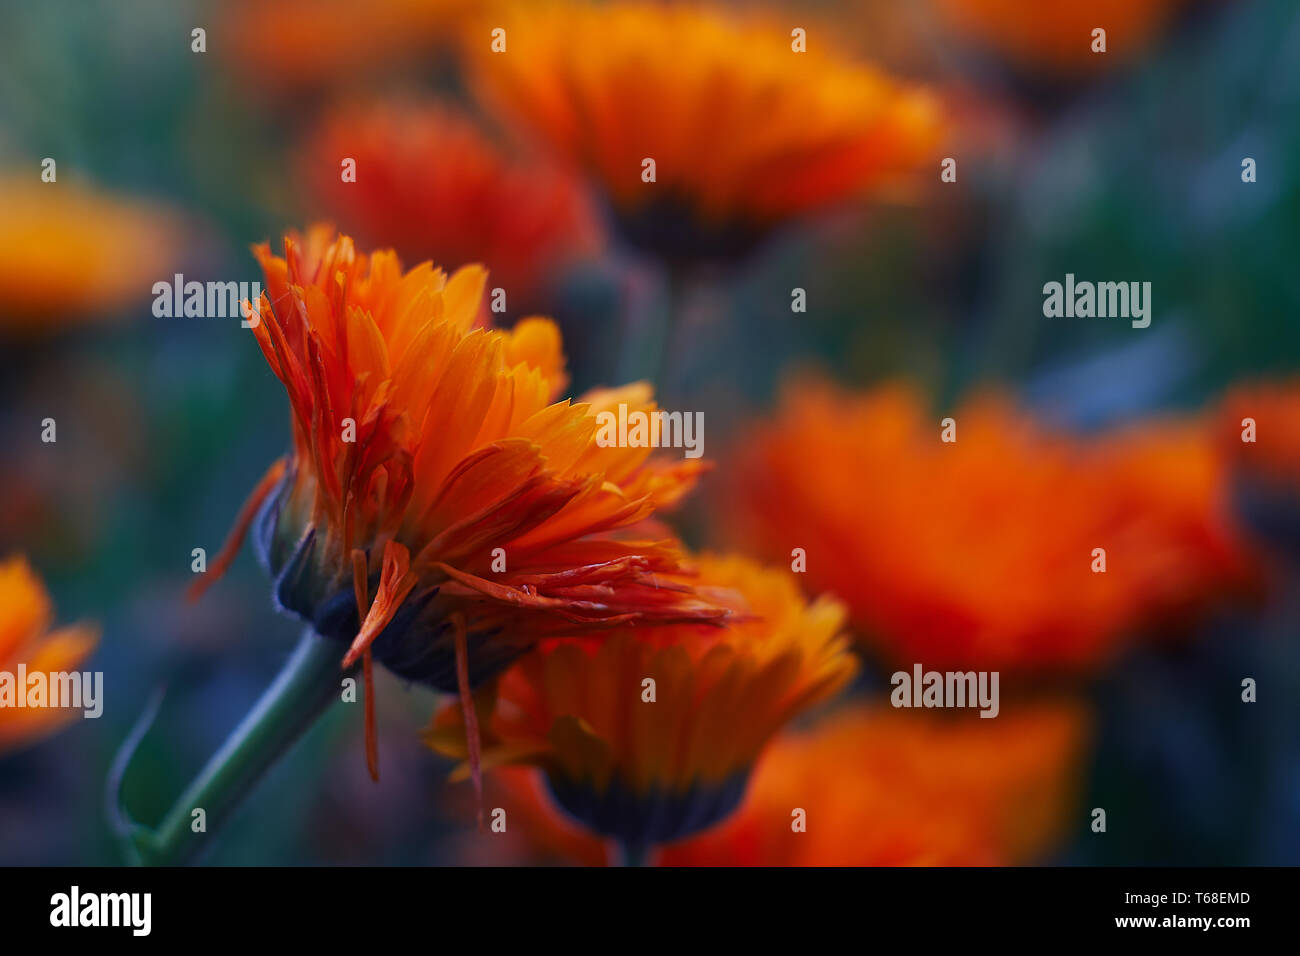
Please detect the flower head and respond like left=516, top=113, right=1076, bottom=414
left=0, top=556, right=99, bottom=753
left=723, top=379, right=1253, bottom=672
left=471, top=1, right=941, bottom=262
left=302, top=101, right=602, bottom=305
left=191, top=228, right=725, bottom=780
left=427, top=553, right=857, bottom=846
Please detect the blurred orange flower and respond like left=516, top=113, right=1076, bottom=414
left=722, top=379, right=1254, bottom=672
left=1219, top=381, right=1300, bottom=486
left=1218, top=380, right=1300, bottom=552
left=302, top=101, right=602, bottom=304
left=661, top=702, right=1088, bottom=866
left=471, top=1, right=942, bottom=261
left=0, top=176, right=180, bottom=333
left=192, top=227, right=725, bottom=777
left=931, top=0, right=1188, bottom=77
left=428, top=553, right=857, bottom=849
left=0, top=556, right=99, bottom=754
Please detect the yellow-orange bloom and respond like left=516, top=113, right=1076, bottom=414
left=931, top=0, right=1188, bottom=77
left=661, top=702, right=1088, bottom=866
left=0, top=556, right=99, bottom=753
left=471, top=1, right=941, bottom=260
left=192, top=227, right=725, bottom=777
left=0, top=176, right=180, bottom=333
left=465, top=702, right=1086, bottom=866
left=428, top=554, right=857, bottom=846
left=722, top=379, right=1254, bottom=672
left=302, top=101, right=602, bottom=303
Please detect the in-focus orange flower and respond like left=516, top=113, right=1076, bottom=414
left=1218, top=380, right=1300, bottom=553
left=471, top=1, right=942, bottom=261
left=302, top=101, right=602, bottom=305
left=661, top=702, right=1088, bottom=866
left=428, top=553, right=857, bottom=849
left=191, top=227, right=725, bottom=780
left=0, top=176, right=180, bottom=333
left=931, top=0, right=1189, bottom=77
left=722, top=379, right=1254, bottom=672
left=0, top=556, right=99, bottom=753
left=468, top=701, right=1086, bottom=866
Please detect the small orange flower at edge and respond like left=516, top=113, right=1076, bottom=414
left=0, top=556, right=99, bottom=754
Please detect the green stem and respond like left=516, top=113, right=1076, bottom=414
left=122, top=630, right=345, bottom=866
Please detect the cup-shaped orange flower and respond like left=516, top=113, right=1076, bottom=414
left=302, top=101, right=602, bottom=305
left=0, top=556, right=99, bottom=754
left=471, top=1, right=941, bottom=263
left=722, top=379, right=1254, bottom=672
left=452, top=702, right=1085, bottom=866
left=192, top=228, right=723, bottom=713
left=427, top=554, right=857, bottom=849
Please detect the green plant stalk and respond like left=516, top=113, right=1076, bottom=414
left=124, top=629, right=345, bottom=866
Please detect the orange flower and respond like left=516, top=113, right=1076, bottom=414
left=0, top=556, right=99, bottom=754
left=0, top=175, right=180, bottom=333
left=191, top=227, right=724, bottom=780
left=661, top=702, right=1088, bottom=866
left=1217, top=380, right=1300, bottom=553
left=301, top=101, right=602, bottom=304
left=469, top=701, right=1086, bottom=866
left=471, top=1, right=941, bottom=261
left=931, top=0, right=1188, bottom=77
left=427, top=554, right=857, bottom=848
left=722, top=379, right=1253, bottom=672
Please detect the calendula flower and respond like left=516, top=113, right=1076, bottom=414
left=0, top=556, right=98, bottom=753
left=462, top=702, right=1085, bottom=866
left=302, top=101, right=602, bottom=304
left=191, top=227, right=724, bottom=783
left=1218, top=381, right=1300, bottom=554
left=427, top=554, right=857, bottom=851
left=661, top=703, right=1088, bottom=866
left=471, top=1, right=941, bottom=262
left=723, top=379, right=1252, bottom=672
left=931, top=0, right=1187, bottom=77
left=0, top=176, right=180, bottom=333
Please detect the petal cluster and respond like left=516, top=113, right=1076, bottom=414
left=0, top=556, right=99, bottom=753
left=722, top=379, right=1254, bottom=671
left=428, top=553, right=857, bottom=844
